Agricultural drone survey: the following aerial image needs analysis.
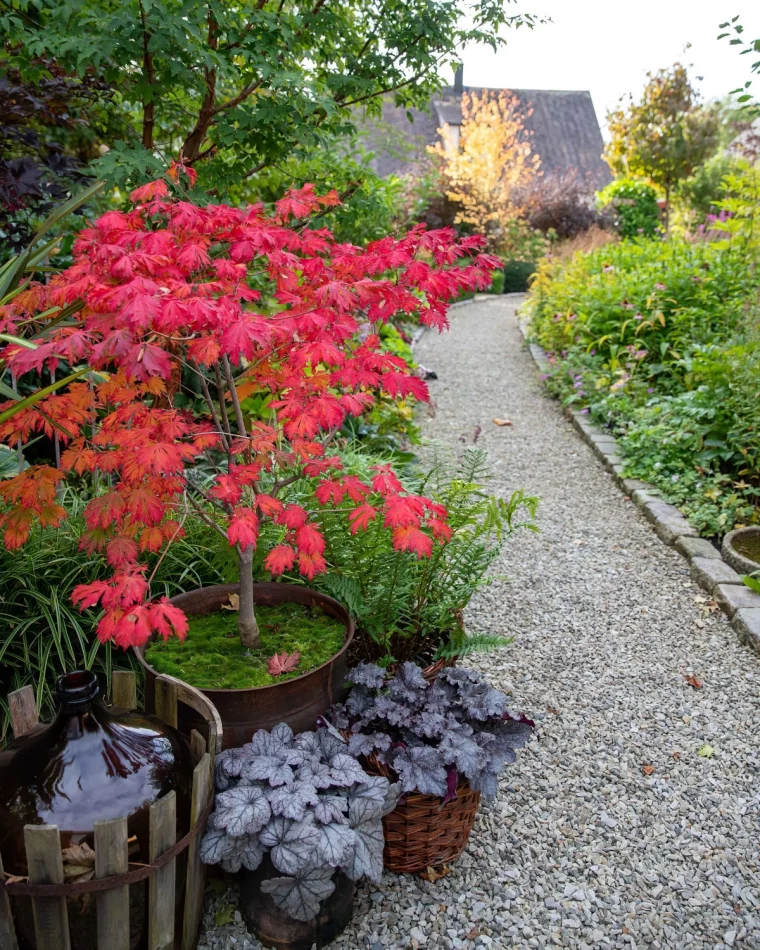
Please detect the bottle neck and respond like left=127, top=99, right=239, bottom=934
left=53, top=671, right=108, bottom=736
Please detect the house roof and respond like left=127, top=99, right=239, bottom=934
left=364, top=86, right=611, bottom=188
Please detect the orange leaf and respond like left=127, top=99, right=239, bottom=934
left=642, top=764, right=655, bottom=776
left=684, top=674, right=703, bottom=689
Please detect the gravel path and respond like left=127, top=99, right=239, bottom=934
left=200, top=297, right=760, bottom=950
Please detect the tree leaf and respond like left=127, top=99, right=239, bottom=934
left=267, top=651, right=301, bottom=676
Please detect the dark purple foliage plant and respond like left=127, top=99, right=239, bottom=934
left=331, top=662, right=534, bottom=802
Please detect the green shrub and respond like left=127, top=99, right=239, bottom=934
left=597, top=179, right=661, bottom=239
left=502, top=259, right=537, bottom=293
left=526, top=235, right=760, bottom=537
left=487, top=268, right=505, bottom=295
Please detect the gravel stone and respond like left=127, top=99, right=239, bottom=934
left=199, top=299, right=760, bottom=950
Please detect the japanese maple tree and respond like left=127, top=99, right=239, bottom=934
left=0, top=166, right=497, bottom=651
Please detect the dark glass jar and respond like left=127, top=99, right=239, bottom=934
left=0, top=670, right=196, bottom=949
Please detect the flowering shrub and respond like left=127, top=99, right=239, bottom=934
left=331, top=662, right=534, bottom=800
left=0, top=165, right=498, bottom=649
left=200, top=723, right=398, bottom=921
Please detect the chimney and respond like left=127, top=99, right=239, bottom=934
left=453, top=64, right=463, bottom=95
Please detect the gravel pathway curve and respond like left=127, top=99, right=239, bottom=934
left=200, top=297, right=760, bottom=950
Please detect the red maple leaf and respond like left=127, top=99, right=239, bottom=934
left=267, top=652, right=301, bottom=676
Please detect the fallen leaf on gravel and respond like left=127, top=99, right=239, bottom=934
left=642, top=764, right=655, bottom=776
left=222, top=593, right=239, bottom=611
left=492, top=418, right=513, bottom=426
left=473, top=424, right=482, bottom=443
left=698, top=744, right=715, bottom=758
left=547, top=705, right=560, bottom=715
left=684, top=674, right=703, bottom=689
left=466, top=926, right=481, bottom=940
left=694, top=619, right=705, bottom=628
left=426, top=865, right=451, bottom=882
left=672, top=752, right=680, bottom=760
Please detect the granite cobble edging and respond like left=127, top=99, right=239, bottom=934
left=518, top=319, right=760, bottom=655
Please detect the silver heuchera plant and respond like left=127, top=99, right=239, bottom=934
left=331, top=662, right=534, bottom=802
left=200, top=723, right=398, bottom=922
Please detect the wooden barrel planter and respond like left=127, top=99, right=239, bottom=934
left=363, top=755, right=480, bottom=879
left=0, top=671, right=222, bottom=950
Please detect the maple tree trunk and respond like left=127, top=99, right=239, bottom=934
left=237, top=546, right=260, bottom=649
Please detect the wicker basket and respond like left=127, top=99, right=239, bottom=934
left=365, top=755, right=481, bottom=877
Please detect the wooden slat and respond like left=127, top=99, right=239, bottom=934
left=148, top=792, right=176, bottom=950
left=94, top=817, right=130, bottom=950
left=189, top=729, right=206, bottom=764
left=110, top=671, right=137, bottom=710
left=149, top=672, right=223, bottom=755
left=8, top=686, right=37, bottom=739
left=181, top=754, right=212, bottom=950
left=154, top=676, right=178, bottom=730
left=0, top=848, right=19, bottom=950
left=24, top=825, right=70, bottom=950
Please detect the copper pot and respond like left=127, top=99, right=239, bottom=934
left=135, top=583, right=354, bottom=748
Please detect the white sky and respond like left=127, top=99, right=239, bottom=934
left=460, top=1, right=760, bottom=135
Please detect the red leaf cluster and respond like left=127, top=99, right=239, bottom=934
left=0, top=172, right=498, bottom=647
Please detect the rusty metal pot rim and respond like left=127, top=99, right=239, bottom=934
left=134, top=581, right=354, bottom=696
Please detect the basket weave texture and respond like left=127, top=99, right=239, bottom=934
left=364, top=755, right=481, bottom=876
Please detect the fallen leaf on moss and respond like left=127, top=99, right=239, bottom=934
left=267, top=651, right=301, bottom=676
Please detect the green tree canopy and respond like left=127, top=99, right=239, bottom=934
left=604, top=63, right=720, bottom=218
left=2, top=0, right=537, bottom=193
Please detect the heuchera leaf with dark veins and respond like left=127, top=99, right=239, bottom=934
left=260, top=867, right=336, bottom=922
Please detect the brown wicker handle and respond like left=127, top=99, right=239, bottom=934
left=0, top=797, right=214, bottom=897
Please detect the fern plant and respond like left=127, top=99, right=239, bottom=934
left=308, top=448, right=538, bottom=666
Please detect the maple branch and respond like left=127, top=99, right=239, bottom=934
left=222, top=355, right=248, bottom=440
left=197, top=370, right=231, bottom=453
left=185, top=490, right=229, bottom=541
left=213, top=363, right=233, bottom=441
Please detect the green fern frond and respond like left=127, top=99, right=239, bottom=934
left=434, top=633, right=514, bottom=661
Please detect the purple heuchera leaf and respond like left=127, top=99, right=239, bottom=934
left=438, top=730, right=487, bottom=782
left=266, top=781, right=320, bottom=821
left=369, top=694, right=414, bottom=727
left=346, top=685, right=374, bottom=718
left=391, top=745, right=447, bottom=797
left=347, top=731, right=392, bottom=758
left=329, top=752, right=369, bottom=787
left=259, top=817, right=321, bottom=876
left=344, top=818, right=385, bottom=883
left=261, top=867, right=336, bottom=922
left=412, top=710, right=447, bottom=738
left=312, top=795, right=349, bottom=825
left=346, top=775, right=398, bottom=825
left=388, top=661, right=428, bottom=704
left=243, top=755, right=295, bottom=787
left=214, top=785, right=271, bottom=837
left=349, top=663, right=387, bottom=689
left=298, top=757, right=335, bottom=789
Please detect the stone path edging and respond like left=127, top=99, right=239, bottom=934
left=518, top=316, right=760, bottom=656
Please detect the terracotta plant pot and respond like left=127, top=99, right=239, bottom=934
left=135, top=583, right=354, bottom=749
left=722, top=526, right=760, bottom=576
left=239, top=856, right=355, bottom=950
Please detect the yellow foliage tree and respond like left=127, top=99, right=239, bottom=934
left=430, top=91, right=541, bottom=256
